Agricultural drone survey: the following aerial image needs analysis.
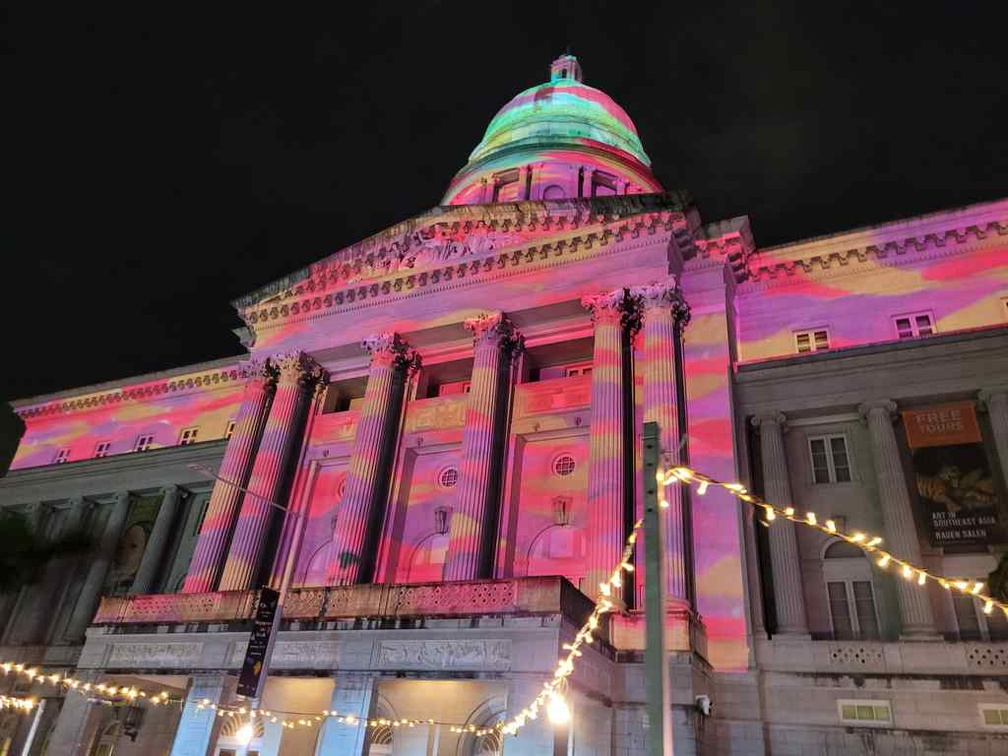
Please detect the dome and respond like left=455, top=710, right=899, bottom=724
left=443, top=55, right=662, bottom=205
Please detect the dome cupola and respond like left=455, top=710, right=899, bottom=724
left=442, top=55, right=662, bottom=205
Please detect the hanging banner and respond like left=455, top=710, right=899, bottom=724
left=237, top=588, right=280, bottom=698
left=902, top=402, right=982, bottom=448
left=904, top=403, right=1002, bottom=548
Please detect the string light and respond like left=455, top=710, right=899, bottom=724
left=657, top=457, right=1008, bottom=621
left=0, top=695, right=37, bottom=712
left=0, top=661, right=178, bottom=708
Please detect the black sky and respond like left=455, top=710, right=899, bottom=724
left=4, top=1, right=1006, bottom=404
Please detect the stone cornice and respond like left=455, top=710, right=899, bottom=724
left=745, top=214, right=1007, bottom=286
left=242, top=207, right=691, bottom=335
left=14, top=364, right=245, bottom=421
left=233, top=192, right=691, bottom=312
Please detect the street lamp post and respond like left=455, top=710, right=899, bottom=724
left=187, top=464, right=308, bottom=712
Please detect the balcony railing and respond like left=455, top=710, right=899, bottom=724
left=93, top=576, right=605, bottom=641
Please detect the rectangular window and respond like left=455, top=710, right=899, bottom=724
left=564, top=363, right=594, bottom=377
left=837, top=699, right=892, bottom=726
left=224, top=420, right=237, bottom=440
left=808, top=435, right=851, bottom=483
left=952, top=583, right=1008, bottom=641
left=94, top=441, right=111, bottom=458
left=54, top=448, right=71, bottom=464
left=827, top=581, right=854, bottom=640
left=852, top=580, right=880, bottom=639
left=134, top=434, right=155, bottom=452
left=179, top=427, right=199, bottom=446
left=827, top=580, right=879, bottom=640
left=894, top=312, right=935, bottom=339
left=980, top=704, right=1008, bottom=729
left=795, top=328, right=830, bottom=353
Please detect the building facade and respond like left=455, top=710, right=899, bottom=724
left=1, top=55, right=1007, bottom=755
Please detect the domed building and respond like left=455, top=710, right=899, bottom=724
left=1, top=55, right=1006, bottom=755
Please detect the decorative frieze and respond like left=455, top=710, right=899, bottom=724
left=375, top=639, right=511, bottom=670
left=107, top=642, right=203, bottom=667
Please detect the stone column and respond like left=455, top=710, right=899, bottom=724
left=315, top=675, right=376, bottom=755
left=65, top=491, right=132, bottom=640
left=327, top=334, right=418, bottom=585
left=752, top=413, right=808, bottom=635
left=501, top=678, right=559, bottom=756
left=13, top=498, right=89, bottom=644
left=130, top=485, right=182, bottom=594
left=169, top=675, right=234, bottom=756
left=218, top=352, right=324, bottom=591
left=44, top=672, right=101, bottom=756
left=632, top=278, right=693, bottom=605
left=582, top=289, right=632, bottom=600
left=860, top=400, right=936, bottom=636
left=979, top=389, right=1008, bottom=481
left=444, top=313, right=521, bottom=581
left=183, top=361, right=276, bottom=593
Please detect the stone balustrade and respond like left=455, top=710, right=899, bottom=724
left=91, top=576, right=605, bottom=640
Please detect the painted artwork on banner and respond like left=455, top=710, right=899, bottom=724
left=904, top=403, right=1003, bottom=548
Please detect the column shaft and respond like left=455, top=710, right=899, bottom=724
left=315, top=675, right=376, bottom=755
left=444, top=313, right=519, bottom=580
left=861, top=400, right=936, bottom=635
left=66, top=491, right=132, bottom=640
left=183, top=362, right=275, bottom=593
left=169, top=675, right=233, bottom=756
left=753, top=413, right=808, bottom=634
left=582, top=290, right=631, bottom=599
left=130, top=485, right=181, bottom=594
left=327, top=334, right=416, bottom=584
left=633, top=279, right=693, bottom=605
left=218, top=353, right=321, bottom=591
left=980, top=389, right=1008, bottom=481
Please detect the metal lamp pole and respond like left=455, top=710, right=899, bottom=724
left=642, top=422, right=673, bottom=754
left=187, top=464, right=308, bottom=709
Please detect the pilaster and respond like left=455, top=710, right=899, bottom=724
left=327, top=334, right=418, bottom=584
left=752, top=412, right=808, bottom=635
left=315, top=674, right=376, bottom=756
left=444, top=313, right=521, bottom=581
left=183, top=361, right=276, bottom=593
left=169, top=675, right=235, bottom=756
left=859, top=400, right=936, bottom=637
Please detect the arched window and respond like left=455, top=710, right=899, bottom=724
left=215, top=717, right=264, bottom=756
left=823, top=539, right=880, bottom=640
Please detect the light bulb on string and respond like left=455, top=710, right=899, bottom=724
left=546, top=693, right=571, bottom=725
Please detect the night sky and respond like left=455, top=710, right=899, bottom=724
left=4, top=2, right=1005, bottom=406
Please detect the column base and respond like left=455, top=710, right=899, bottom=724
left=611, top=601, right=708, bottom=658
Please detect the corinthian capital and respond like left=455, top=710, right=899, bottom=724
left=463, top=312, right=520, bottom=350
left=272, top=351, right=326, bottom=388
left=630, top=277, right=691, bottom=327
left=363, top=333, right=420, bottom=372
left=240, top=358, right=279, bottom=389
left=581, top=289, right=629, bottom=325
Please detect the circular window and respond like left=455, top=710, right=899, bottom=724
left=438, top=466, right=459, bottom=488
left=553, top=454, right=576, bottom=477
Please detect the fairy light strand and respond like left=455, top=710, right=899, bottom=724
left=0, top=661, right=178, bottom=707
left=658, top=461, right=1008, bottom=619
